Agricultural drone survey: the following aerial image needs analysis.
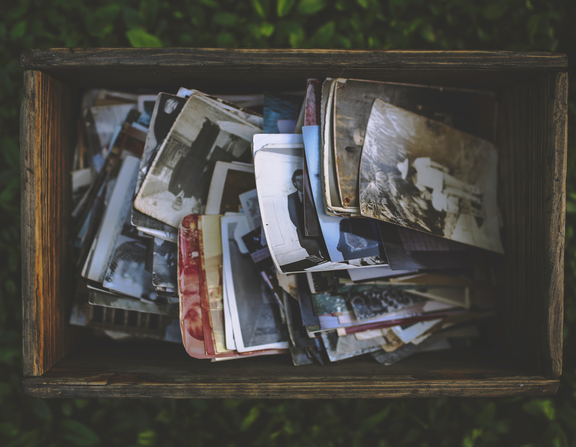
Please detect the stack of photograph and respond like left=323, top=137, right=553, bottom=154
left=70, top=78, right=504, bottom=366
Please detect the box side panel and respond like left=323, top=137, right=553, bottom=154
left=21, top=348, right=559, bottom=398
left=21, top=70, right=76, bottom=377
left=498, top=72, right=567, bottom=377
left=19, top=49, right=568, bottom=90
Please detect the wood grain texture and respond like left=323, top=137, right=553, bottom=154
left=498, top=72, right=567, bottom=377
left=22, top=347, right=559, bottom=398
left=20, top=49, right=568, bottom=90
left=21, top=70, right=76, bottom=377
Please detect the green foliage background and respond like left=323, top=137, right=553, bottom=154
left=1, top=0, right=576, bottom=445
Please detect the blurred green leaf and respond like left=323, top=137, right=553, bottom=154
left=60, top=420, right=100, bottom=446
left=476, top=402, right=495, bottom=426
left=137, top=430, right=156, bottom=446
left=198, top=0, right=220, bottom=8
left=0, top=421, right=18, bottom=437
left=260, top=21, right=275, bottom=37
left=9, top=21, right=26, bottom=40
left=277, top=0, right=295, bottom=17
left=123, top=6, right=145, bottom=30
left=126, top=28, right=162, bottom=47
left=240, top=406, right=261, bottom=431
left=297, top=0, right=326, bottom=15
left=31, top=398, right=52, bottom=422
left=483, top=3, right=508, bottom=20
left=0, top=347, right=20, bottom=365
left=217, top=32, right=236, bottom=47
left=420, top=23, right=436, bottom=42
left=251, top=0, right=267, bottom=18
left=311, top=21, right=334, bottom=46
left=523, top=399, right=556, bottom=421
left=213, top=12, right=238, bottom=27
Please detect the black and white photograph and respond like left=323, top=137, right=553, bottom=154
left=303, top=125, right=386, bottom=266
left=378, top=221, right=473, bottom=271
left=137, top=94, right=159, bottom=127
left=254, top=146, right=334, bottom=273
left=205, top=161, right=255, bottom=215
left=102, top=209, right=158, bottom=302
left=82, top=156, right=140, bottom=283
left=221, top=215, right=289, bottom=353
left=238, top=189, right=261, bottom=231
left=359, top=99, right=504, bottom=254
left=88, top=284, right=178, bottom=318
left=320, top=331, right=383, bottom=362
left=131, top=93, right=186, bottom=232
left=347, top=288, right=425, bottom=321
left=135, top=95, right=260, bottom=228
left=152, top=237, right=178, bottom=291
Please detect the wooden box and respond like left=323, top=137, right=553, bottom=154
left=20, top=49, right=567, bottom=398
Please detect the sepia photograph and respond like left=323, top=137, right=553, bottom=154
left=135, top=95, right=260, bottom=228
left=359, top=99, right=504, bottom=254
left=332, top=78, right=497, bottom=209
left=221, top=215, right=289, bottom=352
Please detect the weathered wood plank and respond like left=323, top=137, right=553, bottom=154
left=19, top=49, right=568, bottom=90
left=21, top=70, right=77, bottom=377
left=21, top=348, right=558, bottom=398
left=498, top=72, right=567, bottom=377
left=23, top=378, right=559, bottom=399
left=21, top=49, right=568, bottom=70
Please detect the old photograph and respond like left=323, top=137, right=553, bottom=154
left=205, top=161, right=255, bottom=215
left=332, top=78, right=497, bottom=209
left=199, top=215, right=229, bottom=355
left=152, top=237, right=178, bottom=291
left=221, top=215, right=289, bottom=352
left=102, top=206, right=157, bottom=302
left=347, top=288, right=426, bottom=321
left=238, top=189, right=261, bottom=231
left=132, top=93, right=186, bottom=231
left=303, top=125, right=386, bottom=266
left=359, top=99, right=504, bottom=254
left=135, top=95, right=260, bottom=228
left=178, top=214, right=211, bottom=359
left=254, top=146, right=333, bottom=273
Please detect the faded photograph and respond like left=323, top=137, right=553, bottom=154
left=254, top=148, right=332, bottom=273
left=132, top=93, right=186, bottom=231
left=152, top=238, right=177, bottom=290
left=135, top=95, right=260, bottom=228
left=336, top=218, right=383, bottom=262
left=102, top=210, right=157, bottom=302
left=348, top=288, right=425, bottom=321
left=359, top=99, right=503, bottom=254
left=224, top=219, right=288, bottom=350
